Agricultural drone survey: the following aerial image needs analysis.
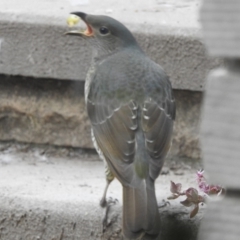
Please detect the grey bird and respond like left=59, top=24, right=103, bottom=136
left=66, top=12, right=175, bottom=240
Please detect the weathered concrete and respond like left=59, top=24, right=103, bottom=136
left=0, top=74, right=202, bottom=160
left=172, top=90, right=202, bottom=159
left=0, top=75, right=92, bottom=148
left=0, top=142, right=202, bottom=240
left=0, top=0, right=220, bottom=91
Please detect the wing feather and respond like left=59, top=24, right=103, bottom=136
left=141, top=97, right=175, bottom=179
left=88, top=97, right=139, bottom=186
left=87, top=57, right=176, bottom=184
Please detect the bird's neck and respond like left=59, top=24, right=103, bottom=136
left=91, top=45, right=143, bottom=65
left=91, top=48, right=120, bottom=64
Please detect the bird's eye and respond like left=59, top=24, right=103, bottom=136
left=99, top=26, right=109, bottom=35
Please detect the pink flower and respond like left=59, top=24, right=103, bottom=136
left=196, top=170, right=224, bottom=195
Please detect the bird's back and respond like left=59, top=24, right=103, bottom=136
left=86, top=48, right=175, bottom=184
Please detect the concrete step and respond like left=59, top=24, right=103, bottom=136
left=0, top=142, right=202, bottom=240
left=0, top=0, right=220, bottom=91
left=0, top=75, right=202, bottom=159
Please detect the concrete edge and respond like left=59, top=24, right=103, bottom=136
left=0, top=11, right=221, bottom=91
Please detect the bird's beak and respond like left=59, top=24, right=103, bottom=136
left=65, top=12, right=93, bottom=37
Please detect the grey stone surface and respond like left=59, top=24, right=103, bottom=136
left=200, top=66, right=240, bottom=187
left=0, top=75, right=92, bottom=148
left=0, top=143, right=202, bottom=240
left=172, top=90, right=202, bottom=160
left=200, top=0, right=240, bottom=57
left=0, top=75, right=202, bottom=160
left=0, top=0, right=220, bottom=91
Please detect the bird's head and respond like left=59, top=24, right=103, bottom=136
left=66, top=12, right=139, bottom=56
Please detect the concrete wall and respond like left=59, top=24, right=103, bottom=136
left=0, top=75, right=203, bottom=160
left=198, top=0, right=240, bottom=239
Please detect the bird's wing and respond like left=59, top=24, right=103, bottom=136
left=141, top=80, right=175, bottom=180
left=87, top=94, right=139, bottom=186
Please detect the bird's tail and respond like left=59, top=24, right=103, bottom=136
left=122, top=179, right=160, bottom=240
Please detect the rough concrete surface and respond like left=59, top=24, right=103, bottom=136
left=0, top=142, right=203, bottom=240
left=0, top=75, right=202, bottom=160
left=0, top=75, right=92, bottom=148
left=0, top=0, right=220, bottom=91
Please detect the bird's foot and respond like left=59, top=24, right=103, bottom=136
left=158, top=199, right=170, bottom=209
left=100, top=196, right=108, bottom=208
left=100, top=196, right=118, bottom=208
left=102, top=197, right=119, bottom=233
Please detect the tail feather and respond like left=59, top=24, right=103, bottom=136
left=122, top=180, right=160, bottom=239
left=145, top=179, right=161, bottom=237
left=122, top=184, right=146, bottom=239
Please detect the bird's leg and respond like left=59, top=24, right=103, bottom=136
left=102, top=197, right=119, bottom=233
left=100, top=178, right=112, bottom=207
left=100, top=164, right=120, bottom=233
left=100, top=163, right=115, bottom=207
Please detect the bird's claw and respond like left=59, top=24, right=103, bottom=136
left=158, top=199, right=171, bottom=208
left=102, top=197, right=119, bottom=233
left=100, top=196, right=118, bottom=208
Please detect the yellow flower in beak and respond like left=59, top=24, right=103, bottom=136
left=67, top=14, right=80, bottom=27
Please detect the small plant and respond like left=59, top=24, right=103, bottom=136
left=196, top=170, right=224, bottom=195
left=167, top=170, right=225, bottom=218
